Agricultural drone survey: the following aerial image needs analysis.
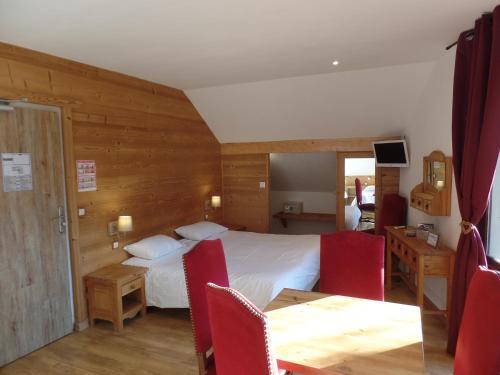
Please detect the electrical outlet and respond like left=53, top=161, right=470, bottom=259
left=78, top=208, right=85, bottom=217
left=112, top=241, right=119, bottom=250
left=108, top=221, right=118, bottom=236
left=259, top=181, right=266, bottom=189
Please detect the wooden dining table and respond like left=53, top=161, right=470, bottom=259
left=265, top=289, right=425, bottom=375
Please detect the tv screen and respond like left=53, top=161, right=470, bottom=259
left=372, top=140, right=409, bottom=167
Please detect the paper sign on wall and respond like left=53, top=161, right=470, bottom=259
left=1, top=153, right=33, bottom=192
left=76, top=160, right=97, bottom=192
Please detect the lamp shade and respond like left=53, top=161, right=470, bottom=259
left=211, top=195, right=221, bottom=208
left=118, top=215, right=133, bottom=232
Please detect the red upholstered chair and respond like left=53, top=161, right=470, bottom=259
left=355, top=178, right=375, bottom=222
left=206, top=283, right=281, bottom=375
left=320, top=231, right=385, bottom=301
left=375, top=193, right=407, bottom=237
left=183, top=239, right=229, bottom=375
left=454, top=266, right=500, bottom=375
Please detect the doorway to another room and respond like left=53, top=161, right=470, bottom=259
left=336, top=152, right=376, bottom=232
left=269, top=152, right=337, bottom=234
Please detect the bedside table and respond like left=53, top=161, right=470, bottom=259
left=85, top=264, right=147, bottom=332
left=222, top=223, right=247, bottom=231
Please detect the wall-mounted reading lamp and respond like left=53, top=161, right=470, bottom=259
left=211, top=195, right=221, bottom=208
left=118, top=215, right=133, bottom=243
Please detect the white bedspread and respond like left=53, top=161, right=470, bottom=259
left=123, top=230, right=320, bottom=310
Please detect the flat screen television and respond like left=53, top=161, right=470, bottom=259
left=372, top=140, right=409, bottom=167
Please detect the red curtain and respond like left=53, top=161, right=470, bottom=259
left=448, top=6, right=500, bottom=354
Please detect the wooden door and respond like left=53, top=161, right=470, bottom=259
left=0, top=105, right=73, bottom=366
left=222, top=154, right=270, bottom=233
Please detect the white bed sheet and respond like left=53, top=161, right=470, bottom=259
left=123, top=230, right=320, bottom=310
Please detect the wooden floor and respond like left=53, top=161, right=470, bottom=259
left=0, top=280, right=454, bottom=375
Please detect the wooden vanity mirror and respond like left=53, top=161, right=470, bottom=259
left=411, top=150, right=452, bottom=216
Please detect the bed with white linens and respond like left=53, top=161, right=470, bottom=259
left=123, top=229, right=320, bottom=310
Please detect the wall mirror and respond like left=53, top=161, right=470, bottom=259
left=411, top=150, right=452, bottom=216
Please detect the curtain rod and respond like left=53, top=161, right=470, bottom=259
left=445, top=29, right=474, bottom=50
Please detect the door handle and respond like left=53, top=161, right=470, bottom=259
left=57, top=206, right=67, bottom=234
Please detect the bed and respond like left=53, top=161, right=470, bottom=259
left=122, top=230, right=320, bottom=310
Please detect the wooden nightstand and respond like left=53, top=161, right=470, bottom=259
left=85, top=264, right=147, bottom=332
left=222, top=223, right=246, bottom=231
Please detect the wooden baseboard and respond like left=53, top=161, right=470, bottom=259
left=74, top=319, right=89, bottom=332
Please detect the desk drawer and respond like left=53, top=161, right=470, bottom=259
left=407, top=248, right=418, bottom=272
left=121, top=278, right=142, bottom=296
left=388, top=234, right=397, bottom=251
left=394, top=239, right=403, bottom=258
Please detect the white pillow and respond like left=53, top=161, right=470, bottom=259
left=124, top=234, right=183, bottom=260
left=175, top=221, right=228, bottom=241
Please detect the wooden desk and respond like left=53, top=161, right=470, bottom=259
left=385, top=226, right=455, bottom=316
left=265, top=289, right=425, bottom=375
left=273, top=211, right=336, bottom=228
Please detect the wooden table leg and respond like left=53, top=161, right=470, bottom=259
left=416, top=256, right=425, bottom=311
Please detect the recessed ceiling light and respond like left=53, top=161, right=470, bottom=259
left=332, top=60, right=339, bottom=66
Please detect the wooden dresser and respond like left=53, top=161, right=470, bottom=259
left=385, top=226, right=455, bottom=316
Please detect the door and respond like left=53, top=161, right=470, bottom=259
left=0, top=104, right=73, bottom=366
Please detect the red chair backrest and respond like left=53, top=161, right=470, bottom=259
left=375, top=194, right=407, bottom=237
left=355, top=178, right=363, bottom=206
left=183, top=239, right=229, bottom=354
left=320, top=231, right=385, bottom=301
left=454, top=266, right=500, bottom=375
left=206, top=283, right=279, bottom=375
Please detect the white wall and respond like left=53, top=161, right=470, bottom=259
left=187, top=62, right=435, bottom=143
left=270, top=152, right=336, bottom=191
left=399, top=51, right=460, bottom=310
left=270, top=191, right=336, bottom=234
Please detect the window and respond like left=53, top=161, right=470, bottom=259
left=486, top=153, right=500, bottom=267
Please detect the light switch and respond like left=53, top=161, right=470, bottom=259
left=112, top=241, right=119, bottom=250
left=259, top=181, right=266, bottom=189
left=78, top=208, right=85, bottom=217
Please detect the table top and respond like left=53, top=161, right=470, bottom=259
left=85, top=264, right=147, bottom=284
left=265, top=289, right=425, bottom=375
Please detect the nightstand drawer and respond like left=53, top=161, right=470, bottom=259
left=121, top=278, right=142, bottom=296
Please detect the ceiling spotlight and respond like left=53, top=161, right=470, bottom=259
left=332, top=60, right=339, bottom=66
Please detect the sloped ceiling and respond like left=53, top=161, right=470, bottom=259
left=270, top=152, right=336, bottom=192
left=0, top=0, right=497, bottom=89
left=186, top=61, right=437, bottom=143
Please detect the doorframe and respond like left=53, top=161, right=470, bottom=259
left=336, top=151, right=375, bottom=231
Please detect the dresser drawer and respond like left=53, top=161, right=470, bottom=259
left=121, top=278, right=142, bottom=296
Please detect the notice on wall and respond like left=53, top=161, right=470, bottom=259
left=76, top=160, right=97, bottom=192
left=1, top=153, right=33, bottom=192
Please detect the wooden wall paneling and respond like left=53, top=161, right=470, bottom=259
left=222, top=154, right=270, bottom=233
left=221, top=136, right=401, bottom=155
left=0, top=42, right=222, bottom=327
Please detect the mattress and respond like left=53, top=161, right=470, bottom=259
left=123, top=230, right=320, bottom=310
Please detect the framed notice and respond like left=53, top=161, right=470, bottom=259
left=1, top=153, right=33, bottom=192
left=76, top=160, right=97, bottom=192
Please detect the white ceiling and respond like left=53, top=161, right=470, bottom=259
left=0, top=0, right=496, bottom=89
